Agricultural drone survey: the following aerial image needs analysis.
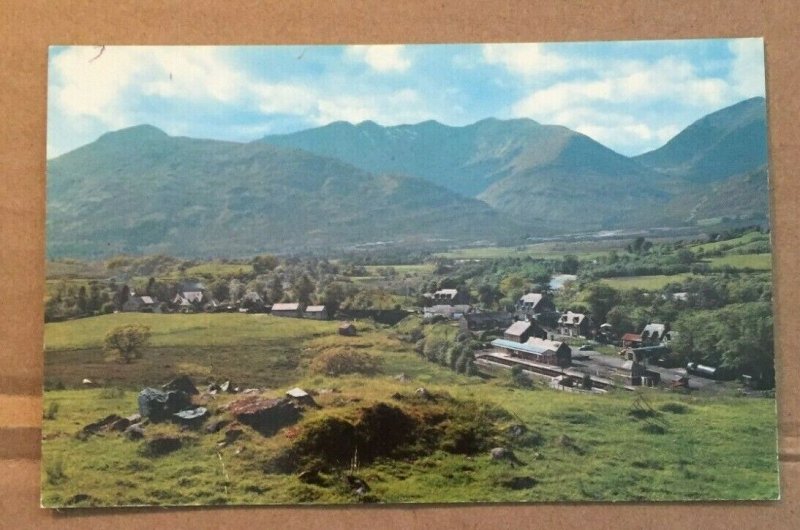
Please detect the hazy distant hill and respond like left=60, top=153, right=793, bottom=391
left=634, top=97, right=767, bottom=183
left=46, top=126, right=521, bottom=258
left=262, top=118, right=669, bottom=231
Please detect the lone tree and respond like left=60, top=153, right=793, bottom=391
left=104, top=324, right=151, bottom=363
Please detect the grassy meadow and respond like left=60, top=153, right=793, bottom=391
left=42, top=313, right=779, bottom=506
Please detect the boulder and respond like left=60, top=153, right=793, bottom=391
left=172, top=407, right=209, bottom=427
left=345, top=474, right=370, bottom=494
left=228, top=397, right=300, bottom=436
left=490, top=447, right=511, bottom=460
left=205, top=419, right=230, bottom=434
left=123, top=423, right=145, bottom=440
left=109, top=417, right=131, bottom=432
left=137, top=388, right=190, bottom=422
left=162, top=375, right=199, bottom=395
left=79, top=414, right=124, bottom=438
left=414, top=387, right=431, bottom=399
left=224, top=427, right=244, bottom=444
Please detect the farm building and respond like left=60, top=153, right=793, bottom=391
left=459, top=311, right=514, bottom=332
left=424, top=304, right=471, bottom=320
left=491, top=337, right=571, bottom=367
left=304, top=305, right=329, bottom=320
left=122, top=295, right=158, bottom=313
left=621, top=332, right=643, bottom=348
left=271, top=302, right=302, bottom=318
left=503, top=320, right=546, bottom=343
left=641, top=323, right=667, bottom=345
left=557, top=311, right=590, bottom=337
left=515, top=292, right=554, bottom=317
left=425, top=288, right=470, bottom=305
left=338, top=322, right=357, bottom=336
left=173, top=291, right=204, bottom=306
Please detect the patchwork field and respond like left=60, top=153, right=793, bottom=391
left=599, top=274, right=694, bottom=291
left=42, top=313, right=779, bottom=507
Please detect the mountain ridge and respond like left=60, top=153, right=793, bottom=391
left=47, top=97, right=770, bottom=258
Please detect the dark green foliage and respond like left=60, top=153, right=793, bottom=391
left=660, top=402, right=689, bottom=414
left=103, top=324, right=151, bottom=363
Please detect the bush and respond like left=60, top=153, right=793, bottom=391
left=45, top=458, right=66, bottom=484
left=103, top=324, right=151, bottom=363
left=310, top=348, right=382, bottom=376
left=511, top=365, right=532, bottom=389
left=44, top=401, right=59, bottom=420
left=660, top=402, right=689, bottom=414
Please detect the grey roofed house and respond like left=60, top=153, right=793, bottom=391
left=426, top=288, right=470, bottom=305
left=424, top=304, right=471, bottom=320
left=517, top=293, right=543, bottom=308
left=642, top=323, right=666, bottom=341
left=174, top=291, right=203, bottom=304
left=459, top=311, right=514, bottom=332
left=122, top=295, right=158, bottom=312
left=304, top=304, right=329, bottom=320
left=559, top=311, right=586, bottom=325
left=272, top=302, right=301, bottom=312
left=491, top=337, right=571, bottom=367
left=504, top=320, right=531, bottom=337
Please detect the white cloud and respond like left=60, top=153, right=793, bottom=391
left=728, top=38, right=766, bottom=97
left=507, top=55, right=741, bottom=153
left=513, top=56, right=729, bottom=118
left=50, top=47, right=246, bottom=129
left=482, top=43, right=570, bottom=76
left=346, top=45, right=411, bottom=73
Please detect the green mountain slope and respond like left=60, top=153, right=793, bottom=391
left=46, top=126, right=521, bottom=258
left=634, top=97, right=767, bottom=183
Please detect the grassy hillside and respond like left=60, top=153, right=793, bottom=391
left=43, top=313, right=779, bottom=506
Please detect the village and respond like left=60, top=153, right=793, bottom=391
left=109, top=273, right=742, bottom=396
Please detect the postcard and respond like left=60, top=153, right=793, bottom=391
left=42, top=39, right=777, bottom=507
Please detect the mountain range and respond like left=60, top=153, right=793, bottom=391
left=46, top=97, right=768, bottom=258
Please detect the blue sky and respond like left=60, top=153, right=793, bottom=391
left=47, top=39, right=765, bottom=158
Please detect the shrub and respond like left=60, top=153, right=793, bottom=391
left=660, top=402, right=689, bottom=414
left=511, top=365, right=532, bottom=389
left=43, top=401, right=60, bottom=420
left=45, top=458, right=66, bottom=484
left=103, top=324, right=151, bottom=363
left=310, top=348, right=382, bottom=376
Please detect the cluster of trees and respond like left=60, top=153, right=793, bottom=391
left=408, top=328, right=479, bottom=376
left=671, top=302, right=774, bottom=386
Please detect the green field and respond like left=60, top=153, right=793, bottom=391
left=363, top=264, right=435, bottom=275
left=689, top=231, right=769, bottom=253
left=434, top=240, right=627, bottom=260
left=706, top=253, right=772, bottom=271
left=599, top=273, right=694, bottom=291
left=42, top=313, right=779, bottom=506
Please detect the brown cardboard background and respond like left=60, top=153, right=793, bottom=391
left=1, top=0, right=798, bottom=527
